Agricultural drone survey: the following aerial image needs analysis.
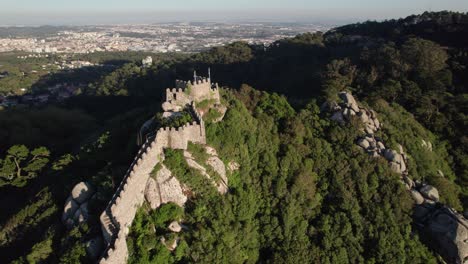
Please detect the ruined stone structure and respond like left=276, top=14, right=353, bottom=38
left=326, top=92, right=468, bottom=264
left=99, top=77, right=212, bottom=264
left=162, top=74, right=221, bottom=113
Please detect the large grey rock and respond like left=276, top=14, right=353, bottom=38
left=419, top=206, right=468, bottom=264
left=373, top=118, right=380, bottom=129
left=168, top=221, right=182, bottom=233
left=339, top=92, right=360, bottom=112
left=400, top=159, right=407, bottom=173
left=206, top=156, right=228, bottom=194
left=420, top=185, right=440, bottom=202
left=410, top=190, right=425, bottom=205
left=390, top=161, right=402, bottom=174
left=331, top=112, right=345, bottom=124
left=359, top=111, right=370, bottom=124
left=357, top=138, right=370, bottom=149
left=63, top=196, right=79, bottom=221
left=377, top=141, right=385, bottom=150
left=365, top=127, right=375, bottom=135
left=71, top=182, right=94, bottom=204
left=383, top=149, right=398, bottom=162
left=403, top=176, right=415, bottom=189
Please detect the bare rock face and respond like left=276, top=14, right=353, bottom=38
left=410, top=190, right=425, bottom=205
left=168, top=221, right=182, bottom=233
left=63, top=196, right=79, bottom=221
left=339, top=92, right=360, bottom=112
left=357, top=138, right=370, bottom=149
left=331, top=112, right=345, bottom=124
left=206, top=156, right=228, bottom=194
left=415, top=205, right=468, bottom=264
left=184, top=148, right=229, bottom=194
left=145, top=165, right=187, bottom=209
left=62, top=182, right=94, bottom=228
left=71, top=182, right=94, bottom=204
left=420, top=185, right=440, bottom=202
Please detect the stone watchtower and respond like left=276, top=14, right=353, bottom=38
left=163, top=69, right=220, bottom=112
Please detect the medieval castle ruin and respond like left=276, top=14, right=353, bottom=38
left=98, top=72, right=220, bottom=264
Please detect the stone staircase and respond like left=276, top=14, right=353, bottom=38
left=100, top=209, right=117, bottom=243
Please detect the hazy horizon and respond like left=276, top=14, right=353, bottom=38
left=1, top=0, right=467, bottom=26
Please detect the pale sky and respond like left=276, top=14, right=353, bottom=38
left=0, top=0, right=467, bottom=25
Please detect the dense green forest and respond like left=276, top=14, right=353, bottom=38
left=0, top=11, right=467, bottom=263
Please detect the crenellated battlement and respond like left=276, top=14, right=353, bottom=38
left=99, top=80, right=209, bottom=264
left=164, top=72, right=220, bottom=111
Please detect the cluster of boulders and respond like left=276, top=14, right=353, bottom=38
left=329, top=92, right=408, bottom=175
left=327, top=91, right=468, bottom=264
left=330, top=92, right=380, bottom=135
left=62, top=182, right=95, bottom=229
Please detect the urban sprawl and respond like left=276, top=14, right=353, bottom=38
left=0, top=23, right=328, bottom=54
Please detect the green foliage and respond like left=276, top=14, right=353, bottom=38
left=24, top=231, right=54, bottom=264
left=0, top=188, right=57, bottom=247
left=0, top=145, right=50, bottom=187
left=370, top=99, right=462, bottom=210
left=187, top=142, right=209, bottom=163
left=163, top=149, right=217, bottom=197
left=401, top=38, right=448, bottom=76
left=151, top=203, right=184, bottom=227
left=128, top=205, right=186, bottom=264
left=52, top=154, right=75, bottom=171
left=196, top=98, right=216, bottom=110
left=194, top=42, right=254, bottom=64
left=58, top=225, right=89, bottom=264
left=157, top=111, right=194, bottom=128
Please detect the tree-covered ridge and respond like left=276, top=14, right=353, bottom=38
left=124, top=86, right=450, bottom=263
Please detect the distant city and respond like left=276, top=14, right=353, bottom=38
left=0, top=22, right=329, bottom=54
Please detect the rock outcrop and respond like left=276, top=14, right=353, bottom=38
left=183, top=148, right=228, bottom=194
left=326, top=91, right=468, bottom=264
left=62, top=182, right=95, bottom=228
left=144, top=165, right=188, bottom=209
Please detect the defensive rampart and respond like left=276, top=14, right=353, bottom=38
left=99, top=103, right=206, bottom=264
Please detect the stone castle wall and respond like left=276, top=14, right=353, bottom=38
left=99, top=104, right=206, bottom=264
left=171, top=78, right=220, bottom=103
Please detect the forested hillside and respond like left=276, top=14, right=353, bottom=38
left=0, top=11, right=466, bottom=263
